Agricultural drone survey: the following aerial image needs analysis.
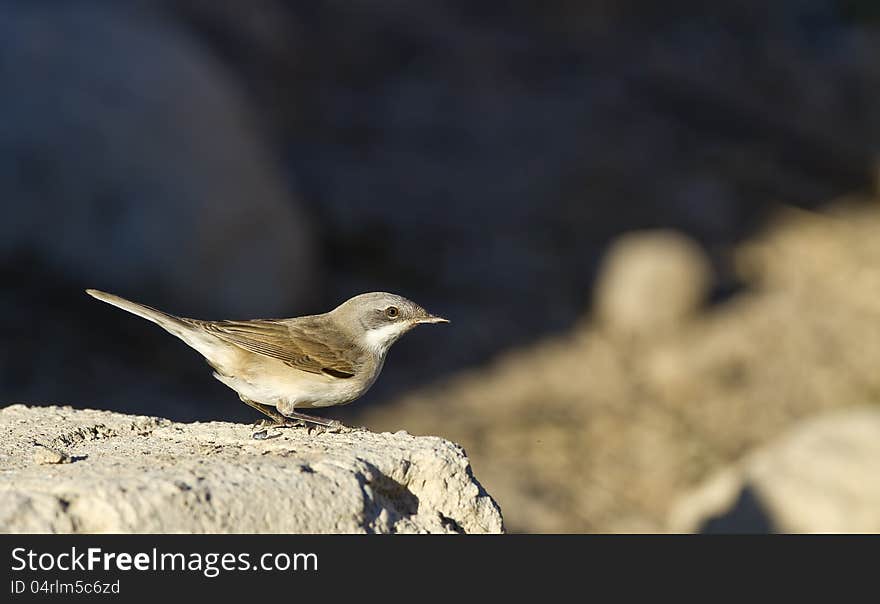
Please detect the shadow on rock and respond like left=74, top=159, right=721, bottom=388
left=697, top=486, right=776, bottom=534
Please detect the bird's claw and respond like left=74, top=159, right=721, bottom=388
left=307, top=420, right=350, bottom=435
left=250, top=417, right=350, bottom=438
left=280, top=419, right=308, bottom=429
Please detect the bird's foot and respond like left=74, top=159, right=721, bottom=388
left=250, top=418, right=307, bottom=439
left=279, top=419, right=309, bottom=429
left=250, top=417, right=287, bottom=439
left=251, top=414, right=353, bottom=438
left=276, top=410, right=353, bottom=434
left=305, top=419, right=350, bottom=435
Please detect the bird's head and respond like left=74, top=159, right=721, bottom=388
left=332, top=292, right=449, bottom=356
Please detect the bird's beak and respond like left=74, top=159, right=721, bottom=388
left=418, top=314, right=450, bottom=324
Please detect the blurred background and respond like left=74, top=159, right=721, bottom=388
left=3, top=0, right=880, bottom=533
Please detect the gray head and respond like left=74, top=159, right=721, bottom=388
left=330, top=292, right=449, bottom=355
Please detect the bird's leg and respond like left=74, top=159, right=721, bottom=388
left=239, top=395, right=290, bottom=427
left=280, top=409, right=350, bottom=433
left=281, top=409, right=335, bottom=427
left=241, top=396, right=348, bottom=436
left=241, top=397, right=303, bottom=440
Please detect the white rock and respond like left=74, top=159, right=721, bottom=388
left=0, top=405, right=503, bottom=534
left=669, top=408, right=880, bottom=533
left=32, top=443, right=71, bottom=465
left=593, top=230, right=712, bottom=335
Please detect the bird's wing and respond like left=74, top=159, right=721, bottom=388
left=189, top=319, right=357, bottom=378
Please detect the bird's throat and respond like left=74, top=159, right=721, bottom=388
left=361, top=323, right=409, bottom=356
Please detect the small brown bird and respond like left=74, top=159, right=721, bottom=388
left=85, top=289, right=448, bottom=428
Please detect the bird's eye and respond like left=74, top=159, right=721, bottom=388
left=385, top=306, right=400, bottom=319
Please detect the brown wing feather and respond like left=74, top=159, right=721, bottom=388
left=187, top=318, right=356, bottom=378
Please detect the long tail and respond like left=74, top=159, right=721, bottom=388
left=86, top=289, right=241, bottom=370
left=85, top=289, right=191, bottom=337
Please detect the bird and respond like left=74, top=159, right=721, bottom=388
left=85, top=289, right=448, bottom=430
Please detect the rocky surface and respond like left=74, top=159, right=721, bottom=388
left=0, top=405, right=503, bottom=534
left=669, top=408, right=880, bottom=533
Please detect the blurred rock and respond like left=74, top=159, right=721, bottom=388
left=0, top=404, right=503, bottom=534
left=593, top=230, right=712, bottom=335
left=359, top=200, right=880, bottom=532
left=669, top=408, right=880, bottom=533
left=0, top=1, right=316, bottom=318
left=158, top=0, right=880, bottom=398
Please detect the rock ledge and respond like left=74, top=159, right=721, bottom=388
left=0, top=405, right=503, bottom=534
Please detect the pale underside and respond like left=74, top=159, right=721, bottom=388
left=212, top=360, right=378, bottom=411
left=178, top=318, right=404, bottom=412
